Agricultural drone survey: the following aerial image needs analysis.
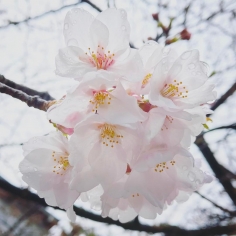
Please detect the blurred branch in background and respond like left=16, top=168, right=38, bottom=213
left=1, top=177, right=236, bottom=236
left=0, top=0, right=236, bottom=235
left=0, top=0, right=101, bottom=29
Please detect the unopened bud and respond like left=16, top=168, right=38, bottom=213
left=152, top=13, right=159, bottom=21
left=180, top=29, right=191, bottom=40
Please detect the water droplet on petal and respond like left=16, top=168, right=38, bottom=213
left=181, top=51, right=192, bottom=60
left=192, top=71, right=196, bottom=76
left=188, top=172, right=195, bottom=182
left=121, top=25, right=126, bottom=31
left=195, top=180, right=201, bottom=185
left=34, top=167, right=37, bottom=172
left=188, top=63, right=195, bottom=70
left=64, top=23, right=69, bottom=30
left=67, top=38, right=78, bottom=47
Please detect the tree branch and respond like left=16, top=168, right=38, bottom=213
left=205, top=123, right=236, bottom=133
left=0, top=75, right=54, bottom=101
left=0, top=0, right=101, bottom=29
left=196, top=191, right=236, bottom=216
left=195, top=136, right=236, bottom=206
left=0, top=82, right=53, bottom=111
left=210, top=82, right=236, bottom=112
left=1, top=177, right=236, bottom=236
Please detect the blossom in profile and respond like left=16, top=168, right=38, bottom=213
left=55, top=8, right=143, bottom=82
left=19, top=132, right=80, bottom=222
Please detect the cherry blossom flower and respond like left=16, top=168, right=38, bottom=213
left=19, top=131, right=79, bottom=222
left=18, top=7, right=217, bottom=223
left=149, top=49, right=216, bottom=111
left=68, top=114, right=144, bottom=189
left=55, top=8, right=143, bottom=82
left=47, top=71, right=147, bottom=128
left=100, top=154, right=212, bottom=222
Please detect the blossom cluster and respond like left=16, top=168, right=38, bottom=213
left=19, top=8, right=216, bottom=223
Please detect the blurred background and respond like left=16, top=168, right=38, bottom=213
left=0, top=0, right=236, bottom=235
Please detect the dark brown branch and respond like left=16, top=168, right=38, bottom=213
left=0, top=75, right=54, bottom=101
left=0, top=0, right=101, bottom=29
left=0, top=82, right=52, bottom=111
left=210, top=82, right=236, bottom=112
left=196, top=192, right=236, bottom=216
left=1, top=177, right=236, bottom=236
left=205, top=123, right=236, bottom=133
left=195, top=136, right=236, bottom=206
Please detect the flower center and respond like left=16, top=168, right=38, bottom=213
left=99, top=124, right=123, bottom=147
left=89, top=91, right=111, bottom=112
left=142, top=73, right=152, bottom=87
left=161, top=80, right=188, bottom=98
left=51, top=151, right=70, bottom=175
left=85, top=45, right=115, bottom=70
left=154, top=160, right=175, bottom=173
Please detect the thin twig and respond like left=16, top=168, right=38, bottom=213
left=196, top=191, right=236, bottom=216
left=0, top=0, right=102, bottom=29
left=210, top=82, right=236, bottom=113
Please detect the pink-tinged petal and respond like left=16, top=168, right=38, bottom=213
left=70, top=166, right=99, bottom=192
left=118, top=206, right=137, bottom=223
left=109, top=49, right=144, bottom=82
left=23, top=131, right=68, bottom=156
left=19, top=149, right=56, bottom=191
left=67, top=206, right=76, bottom=223
left=98, top=81, right=147, bottom=124
left=53, top=181, right=79, bottom=209
left=128, top=194, right=143, bottom=214
left=174, top=81, right=216, bottom=109
left=89, top=19, right=109, bottom=49
left=144, top=108, right=166, bottom=140
left=139, top=41, right=163, bottom=70
left=55, top=46, right=95, bottom=79
left=63, top=8, right=94, bottom=50
left=69, top=123, right=99, bottom=168
left=96, top=8, right=130, bottom=52
left=88, top=142, right=127, bottom=186
left=47, top=93, right=89, bottom=129
left=167, top=50, right=207, bottom=90
left=38, top=189, right=57, bottom=206
left=140, top=198, right=162, bottom=218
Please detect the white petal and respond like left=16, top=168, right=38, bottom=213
left=67, top=206, right=76, bottom=223
left=109, top=49, right=144, bottom=82
left=64, top=8, right=94, bottom=50
left=96, top=8, right=130, bottom=52
left=55, top=46, right=95, bottom=79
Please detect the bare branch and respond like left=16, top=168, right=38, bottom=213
left=195, top=136, right=236, bottom=206
left=0, top=82, right=53, bottom=111
left=205, top=123, right=236, bottom=133
left=0, top=0, right=101, bottom=29
left=0, top=75, right=54, bottom=101
left=196, top=191, right=236, bottom=216
left=1, top=177, right=236, bottom=236
left=210, top=82, right=236, bottom=112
